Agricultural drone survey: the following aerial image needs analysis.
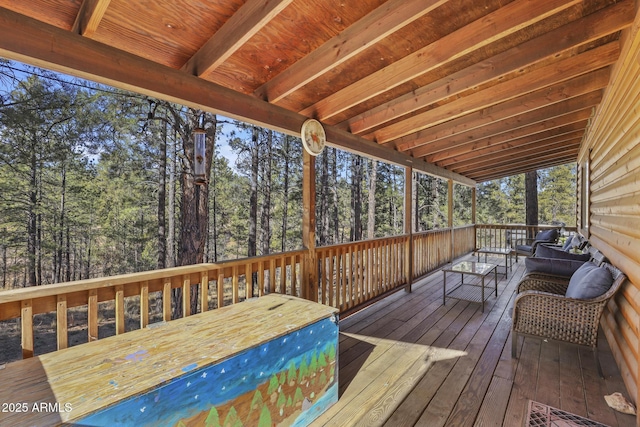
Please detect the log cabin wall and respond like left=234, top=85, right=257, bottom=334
left=578, top=0, right=640, bottom=411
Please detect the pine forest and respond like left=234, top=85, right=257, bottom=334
left=0, top=61, right=576, bottom=290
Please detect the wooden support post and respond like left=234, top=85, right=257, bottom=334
left=448, top=179, right=454, bottom=263
left=404, top=167, right=413, bottom=292
left=56, top=295, right=68, bottom=350
left=302, top=150, right=317, bottom=302
left=182, top=275, right=191, bottom=316
left=163, top=280, right=172, bottom=321
left=21, top=299, right=33, bottom=359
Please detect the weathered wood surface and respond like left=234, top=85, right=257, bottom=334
left=0, top=295, right=337, bottom=425
left=311, top=255, right=635, bottom=427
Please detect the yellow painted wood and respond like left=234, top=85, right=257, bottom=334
left=232, top=265, right=239, bottom=304
left=56, top=295, right=67, bottom=350
left=200, top=272, right=208, bottom=312
left=182, top=275, right=190, bottom=317
left=0, top=295, right=337, bottom=425
left=217, top=271, right=224, bottom=308
left=257, top=261, right=264, bottom=297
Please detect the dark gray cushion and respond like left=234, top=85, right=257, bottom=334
left=535, top=244, right=591, bottom=261
left=535, top=229, right=558, bottom=242
left=565, top=263, right=613, bottom=299
left=525, top=257, right=585, bottom=277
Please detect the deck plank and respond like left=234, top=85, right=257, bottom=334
left=310, top=255, right=636, bottom=427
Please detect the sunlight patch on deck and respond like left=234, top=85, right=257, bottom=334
left=310, top=333, right=467, bottom=426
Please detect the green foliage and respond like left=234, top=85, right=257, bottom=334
left=257, top=405, right=272, bottom=427
left=318, top=352, right=327, bottom=369
left=287, top=361, right=297, bottom=384
left=223, top=406, right=242, bottom=427
left=276, top=391, right=286, bottom=409
left=293, top=387, right=304, bottom=405
left=204, top=406, right=221, bottom=427
left=298, top=355, right=309, bottom=382
left=326, top=344, right=336, bottom=362
left=267, top=374, right=279, bottom=395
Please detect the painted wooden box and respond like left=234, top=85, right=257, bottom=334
left=0, top=295, right=339, bottom=426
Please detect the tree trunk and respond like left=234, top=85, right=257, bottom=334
left=55, top=164, right=66, bottom=283
left=281, top=136, right=291, bottom=252
left=319, top=150, right=329, bottom=246
left=350, top=155, right=363, bottom=241
left=331, top=149, right=339, bottom=244
left=157, top=117, right=167, bottom=270
left=248, top=126, right=259, bottom=258
left=525, top=170, right=539, bottom=237
left=167, top=128, right=176, bottom=268
left=367, top=160, right=377, bottom=239
left=260, top=130, right=272, bottom=256
left=174, top=111, right=216, bottom=318
left=27, top=145, right=37, bottom=287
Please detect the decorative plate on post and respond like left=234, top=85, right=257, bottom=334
left=301, top=118, right=326, bottom=156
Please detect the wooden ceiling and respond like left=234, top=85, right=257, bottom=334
left=0, top=0, right=635, bottom=183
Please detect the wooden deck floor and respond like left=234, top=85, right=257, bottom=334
left=312, top=255, right=636, bottom=427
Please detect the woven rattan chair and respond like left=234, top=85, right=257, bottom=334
left=511, top=261, right=627, bottom=376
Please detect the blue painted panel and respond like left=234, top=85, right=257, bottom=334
left=76, top=315, right=339, bottom=426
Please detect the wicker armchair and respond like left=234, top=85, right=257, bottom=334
left=511, top=261, right=627, bottom=376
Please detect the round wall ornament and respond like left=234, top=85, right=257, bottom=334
left=301, top=118, right=326, bottom=156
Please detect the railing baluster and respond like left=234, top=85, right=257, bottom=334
left=182, top=275, right=191, bottom=316
left=21, top=299, right=33, bottom=359
left=217, top=271, right=225, bottom=308
left=232, top=266, right=239, bottom=304
left=88, top=289, right=98, bottom=342
left=57, top=295, right=67, bottom=350
left=115, top=285, right=125, bottom=334
left=140, top=281, right=149, bottom=328
left=200, top=272, right=209, bottom=313
left=163, top=280, right=172, bottom=321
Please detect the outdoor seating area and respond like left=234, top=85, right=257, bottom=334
left=313, top=255, right=635, bottom=426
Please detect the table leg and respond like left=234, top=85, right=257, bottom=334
left=494, top=267, right=498, bottom=297
left=443, top=271, right=446, bottom=306
left=481, top=276, right=485, bottom=313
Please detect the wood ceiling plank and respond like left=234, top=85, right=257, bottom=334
left=425, top=110, right=592, bottom=164
left=72, top=0, right=111, bottom=37
left=181, top=0, right=293, bottom=76
left=0, top=7, right=475, bottom=187
left=442, top=128, right=585, bottom=169
left=409, top=91, right=602, bottom=158
left=470, top=156, right=578, bottom=182
left=299, top=0, right=582, bottom=121
left=464, top=149, right=580, bottom=180
left=446, top=133, right=584, bottom=172
left=390, top=70, right=610, bottom=152
left=347, top=0, right=633, bottom=136
left=254, top=0, right=449, bottom=104
left=374, top=41, right=619, bottom=143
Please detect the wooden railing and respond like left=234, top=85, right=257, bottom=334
left=316, top=235, right=408, bottom=312
left=0, top=250, right=305, bottom=359
left=475, top=224, right=577, bottom=249
left=0, top=225, right=484, bottom=361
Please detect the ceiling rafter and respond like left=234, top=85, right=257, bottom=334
left=72, top=0, right=111, bottom=36
left=181, top=0, right=293, bottom=77
left=441, top=127, right=586, bottom=169
left=299, top=0, right=581, bottom=121
left=426, top=110, right=592, bottom=164
left=346, top=0, right=633, bottom=136
left=409, top=91, right=602, bottom=159
left=374, top=42, right=619, bottom=144
left=254, top=0, right=448, bottom=104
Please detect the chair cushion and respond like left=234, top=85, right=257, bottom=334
left=535, top=229, right=558, bottom=242
left=565, top=263, right=613, bottom=299
left=515, top=244, right=533, bottom=254
left=562, top=237, right=573, bottom=251
left=536, top=244, right=591, bottom=261
left=525, top=257, right=585, bottom=277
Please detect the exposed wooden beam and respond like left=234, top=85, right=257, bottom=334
left=390, top=70, right=610, bottom=152
left=427, top=111, right=592, bottom=164
left=453, top=139, right=584, bottom=173
left=72, top=0, right=111, bottom=36
left=469, top=150, right=579, bottom=182
left=254, top=0, right=448, bottom=103
left=471, top=157, right=578, bottom=182
left=181, top=0, right=293, bottom=77
left=299, top=0, right=581, bottom=121
left=448, top=131, right=584, bottom=171
left=0, top=7, right=474, bottom=187
left=374, top=42, right=619, bottom=144
left=346, top=0, right=634, bottom=135
left=410, top=91, right=602, bottom=158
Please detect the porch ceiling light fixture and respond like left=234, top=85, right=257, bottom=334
left=193, top=124, right=207, bottom=185
left=301, top=118, right=326, bottom=156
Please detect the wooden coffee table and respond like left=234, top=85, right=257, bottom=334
left=443, top=261, right=498, bottom=312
